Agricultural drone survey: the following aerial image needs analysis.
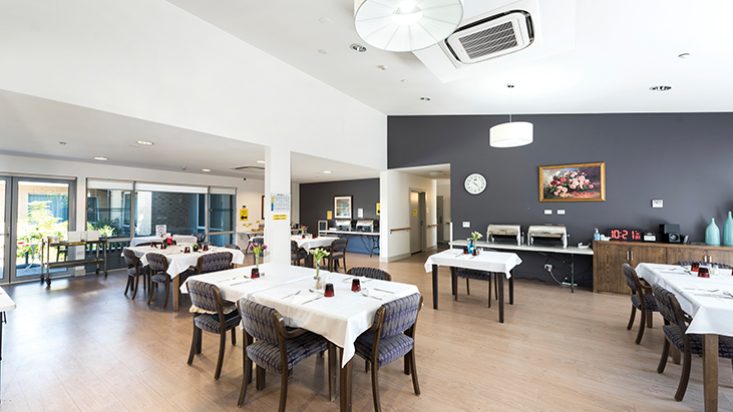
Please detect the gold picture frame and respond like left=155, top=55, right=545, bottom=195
left=539, top=162, right=606, bottom=202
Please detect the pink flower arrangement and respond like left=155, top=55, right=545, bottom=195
left=546, top=170, right=596, bottom=198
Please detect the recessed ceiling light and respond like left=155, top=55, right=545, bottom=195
left=93, top=156, right=108, bottom=161
left=678, top=52, right=691, bottom=59
left=256, top=160, right=266, bottom=164
left=136, top=140, right=154, bottom=146
left=350, top=43, right=367, bottom=53
left=420, top=96, right=431, bottom=101
left=649, top=85, right=672, bottom=91
left=323, top=170, right=332, bottom=174
left=201, top=168, right=211, bottom=172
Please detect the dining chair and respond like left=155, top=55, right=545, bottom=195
left=146, top=253, right=173, bottom=309
left=622, top=263, right=658, bottom=344
left=327, top=239, right=348, bottom=272
left=347, top=267, right=392, bottom=281
left=196, top=252, right=234, bottom=274
left=652, top=284, right=733, bottom=401
left=236, top=299, right=333, bottom=411
left=186, top=279, right=241, bottom=380
left=122, top=249, right=147, bottom=299
left=194, top=232, right=206, bottom=244
left=354, top=293, right=423, bottom=412
left=290, top=241, right=307, bottom=266
left=677, top=260, right=733, bottom=269
left=225, top=244, right=241, bottom=251
left=454, top=268, right=496, bottom=308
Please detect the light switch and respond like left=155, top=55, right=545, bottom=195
left=544, top=209, right=553, bottom=215
left=557, top=209, right=566, bottom=215
left=462, top=221, right=470, bottom=228
left=652, top=199, right=664, bottom=209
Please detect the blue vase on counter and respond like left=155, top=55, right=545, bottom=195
left=705, top=218, right=721, bottom=246
left=723, top=211, right=733, bottom=247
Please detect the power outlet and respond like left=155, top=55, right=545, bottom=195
left=544, top=264, right=553, bottom=272
left=462, top=221, right=470, bottom=228
left=652, top=199, right=664, bottom=209
left=544, top=209, right=553, bottom=215
left=557, top=209, right=566, bottom=215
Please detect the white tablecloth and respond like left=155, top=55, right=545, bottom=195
left=181, top=263, right=420, bottom=366
left=636, top=263, right=733, bottom=338
left=129, top=235, right=198, bottom=247
left=424, top=248, right=522, bottom=277
left=0, top=286, right=16, bottom=312
left=292, top=236, right=337, bottom=251
left=125, top=245, right=245, bottom=278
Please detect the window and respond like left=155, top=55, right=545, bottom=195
left=86, top=180, right=133, bottom=238
left=209, top=188, right=235, bottom=233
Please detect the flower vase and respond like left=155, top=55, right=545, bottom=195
left=314, top=266, right=323, bottom=290
left=723, top=211, right=733, bottom=247
left=705, top=218, right=721, bottom=246
left=467, top=238, right=474, bottom=255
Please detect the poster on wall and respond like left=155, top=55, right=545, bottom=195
left=155, top=224, right=167, bottom=237
left=334, top=196, right=353, bottom=219
left=539, top=162, right=606, bottom=202
left=239, top=206, right=249, bottom=221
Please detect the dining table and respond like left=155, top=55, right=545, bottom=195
left=291, top=235, right=338, bottom=252
left=425, top=248, right=522, bottom=323
left=181, top=263, right=420, bottom=412
left=124, top=244, right=245, bottom=310
left=129, top=234, right=198, bottom=247
left=636, top=262, right=733, bottom=412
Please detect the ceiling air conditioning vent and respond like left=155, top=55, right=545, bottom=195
left=232, top=166, right=264, bottom=172
left=444, top=10, right=534, bottom=64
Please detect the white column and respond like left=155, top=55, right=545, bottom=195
left=263, top=146, right=291, bottom=264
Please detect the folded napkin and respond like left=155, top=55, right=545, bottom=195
left=289, top=290, right=323, bottom=305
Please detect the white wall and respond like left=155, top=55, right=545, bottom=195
left=380, top=170, right=437, bottom=262
left=436, top=179, right=451, bottom=242
left=0, top=153, right=264, bottom=237
left=290, top=182, right=300, bottom=224
left=0, top=0, right=387, bottom=171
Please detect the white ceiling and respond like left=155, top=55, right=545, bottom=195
left=0, top=90, right=377, bottom=183
left=395, top=163, right=451, bottom=179
left=168, top=0, right=733, bottom=115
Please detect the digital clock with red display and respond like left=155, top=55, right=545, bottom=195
left=610, top=228, right=643, bottom=241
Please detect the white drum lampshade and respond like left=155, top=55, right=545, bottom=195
left=354, top=0, right=464, bottom=52
left=489, top=121, right=534, bottom=148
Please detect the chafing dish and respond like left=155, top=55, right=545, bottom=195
left=486, top=224, right=521, bottom=246
left=528, top=224, right=568, bottom=248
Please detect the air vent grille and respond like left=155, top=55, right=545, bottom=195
left=459, top=21, right=517, bottom=59
left=232, top=165, right=264, bottom=171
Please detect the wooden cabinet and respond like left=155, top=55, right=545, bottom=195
left=592, top=241, right=733, bottom=294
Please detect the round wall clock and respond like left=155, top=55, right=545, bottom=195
left=464, top=173, right=486, bottom=195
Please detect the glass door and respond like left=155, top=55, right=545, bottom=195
left=0, top=178, right=9, bottom=283
left=10, top=178, right=75, bottom=282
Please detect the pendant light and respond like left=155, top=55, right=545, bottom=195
left=489, top=84, right=533, bottom=148
left=354, top=0, right=464, bottom=52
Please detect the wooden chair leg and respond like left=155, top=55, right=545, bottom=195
left=635, top=308, right=646, bottom=344
left=132, top=275, right=141, bottom=299
left=646, top=309, right=654, bottom=328
left=279, top=369, right=289, bottom=412
left=403, top=355, right=410, bottom=375
left=365, top=359, right=370, bottom=373
left=196, top=327, right=202, bottom=354
left=214, top=332, right=226, bottom=380
left=238, top=336, right=252, bottom=406
left=627, top=306, right=637, bottom=330
left=410, top=349, right=420, bottom=395
left=487, top=278, right=492, bottom=308
left=256, top=366, right=266, bottom=390
left=465, top=278, right=470, bottom=295
left=657, top=339, right=670, bottom=373
left=187, top=320, right=198, bottom=365
left=163, top=280, right=170, bottom=309
left=148, top=283, right=156, bottom=305
left=124, top=276, right=131, bottom=296
left=231, top=328, right=237, bottom=345
left=370, top=363, right=381, bottom=412
left=674, top=350, right=692, bottom=401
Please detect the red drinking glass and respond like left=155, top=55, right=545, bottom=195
left=250, top=267, right=260, bottom=279
left=698, top=267, right=710, bottom=278
left=691, top=262, right=700, bottom=272
left=324, top=283, right=335, bottom=298
left=351, top=278, right=361, bottom=292
left=184, top=247, right=191, bottom=254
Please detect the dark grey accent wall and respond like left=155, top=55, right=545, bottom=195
left=388, top=113, right=733, bottom=288
left=299, top=178, right=380, bottom=235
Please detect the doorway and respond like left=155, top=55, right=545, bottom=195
left=0, top=176, right=76, bottom=284
left=409, top=191, right=426, bottom=254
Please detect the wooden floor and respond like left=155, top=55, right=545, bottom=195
left=1, top=251, right=732, bottom=411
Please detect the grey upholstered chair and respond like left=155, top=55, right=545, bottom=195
left=622, top=263, right=658, bottom=344
left=327, top=238, right=348, bottom=272
left=347, top=267, right=392, bottom=281
left=237, top=299, right=333, bottom=411
left=186, top=279, right=241, bottom=380
left=122, top=249, right=147, bottom=299
left=225, top=243, right=241, bottom=251
left=354, top=293, right=423, bottom=412
left=146, top=253, right=173, bottom=309
left=196, top=252, right=233, bottom=274
left=653, top=284, right=733, bottom=401
left=454, top=268, right=496, bottom=308
left=290, top=241, right=307, bottom=266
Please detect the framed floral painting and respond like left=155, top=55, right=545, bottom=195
left=539, top=162, right=606, bottom=202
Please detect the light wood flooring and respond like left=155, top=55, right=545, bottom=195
left=1, top=251, right=732, bottom=411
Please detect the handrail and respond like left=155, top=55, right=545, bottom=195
left=389, top=227, right=411, bottom=234
left=426, top=224, right=438, bottom=228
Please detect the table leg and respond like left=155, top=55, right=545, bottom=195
left=498, top=274, right=505, bottom=323
left=450, top=267, right=457, bottom=301
left=328, top=344, right=337, bottom=402
left=432, top=264, right=439, bottom=310
left=703, top=334, right=719, bottom=412
left=172, top=276, right=180, bottom=311
left=339, top=348, right=352, bottom=412
left=508, top=272, right=514, bottom=305
left=570, top=254, right=576, bottom=293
